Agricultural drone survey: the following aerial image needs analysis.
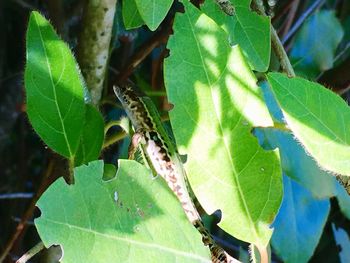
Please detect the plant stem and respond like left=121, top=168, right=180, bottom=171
left=252, top=0, right=296, bottom=77
left=117, top=19, right=172, bottom=83
left=104, top=120, right=121, bottom=135
left=67, top=158, right=75, bottom=184
left=103, top=131, right=127, bottom=149
left=77, top=0, right=117, bottom=105
left=16, top=242, right=45, bottom=263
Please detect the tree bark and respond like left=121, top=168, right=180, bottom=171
left=77, top=0, right=117, bottom=105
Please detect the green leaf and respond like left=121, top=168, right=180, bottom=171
left=200, top=0, right=236, bottom=41
left=164, top=1, right=282, bottom=247
left=201, top=0, right=271, bottom=72
left=74, top=105, right=104, bottom=166
left=271, top=176, right=330, bottom=263
left=25, top=11, right=85, bottom=158
left=254, top=128, right=337, bottom=199
left=35, top=160, right=211, bottom=263
left=134, top=0, right=173, bottom=31
left=122, top=0, right=144, bottom=29
left=233, top=5, right=271, bottom=72
left=268, top=73, right=350, bottom=176
left=290, top=10, right=344, bottom=78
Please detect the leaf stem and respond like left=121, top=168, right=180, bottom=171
left=67, top=158, right=75, bottom=184
left=103, top=131, right=127, bottom=149
left=252, top=0, right=296, bottom=77
left=104, top=120, right=121, bottom=134
left=16, top=242, right=45, bottom=263
left=76, top=0, right=117, bottom=105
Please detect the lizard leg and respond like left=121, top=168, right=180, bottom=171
left=128, top=131, right=145, bottom=159
left=128, top=130, right=158, bottom=178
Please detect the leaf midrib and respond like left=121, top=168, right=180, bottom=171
left=34, top=14, right=73, bottom=157
left=185, top=10, right=260, bottom=242
left=40, top=218, right=210, bottom=262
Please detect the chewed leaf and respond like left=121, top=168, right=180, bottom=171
left=35, top=160, right=211, bottom=263
left=268, top=73, right=350, bottom=176
left=25, top=12, right=85, bottom=158
left=165, top=1, right=282, bottom=247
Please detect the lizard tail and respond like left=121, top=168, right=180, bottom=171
left=193, top=220, right=228, bottom=262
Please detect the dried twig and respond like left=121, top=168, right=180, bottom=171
left=117, top=22, right=172, bottom=83
left=280, top=0, right=300, bottom=38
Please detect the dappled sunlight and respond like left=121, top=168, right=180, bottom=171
left=204, top=57, right=220, bottom=78
left=198, top=34, right=219, bottom=58
left=164, top=0, right=282, bottom=246
left=268, top=74, right=350, bottom=175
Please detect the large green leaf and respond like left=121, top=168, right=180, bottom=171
left=122, top=0, right=144, bottom=29
left=271, top=176, right=330, bottom=263
left=134, top=0, right=173, bottom=31
left=290, top=10, right=344, bottom=78
left=268, top=73, right=350, bottom=176
left=164, top=1, right=282, bottom=247
left=74, top=105, right=104, bottom=166
left=25, top=11, right=85, bottom=158
left=35, top=160, right=211, bottom=263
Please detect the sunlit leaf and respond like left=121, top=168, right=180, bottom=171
left=165, top=1, right=282, bottom=247
left=272, top=176, right=330, bottom=263
left=201, top=0, right=271, bottom=72
left=25, top=11, right=85, bottom=158
left=268, top=73, right=350, bottom=176
left=35, top=160, right=211, bottom=263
